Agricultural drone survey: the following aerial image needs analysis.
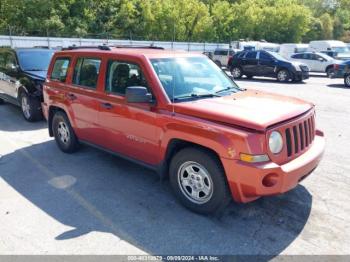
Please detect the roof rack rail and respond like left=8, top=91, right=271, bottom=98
left=113, top=45, right=164, bottom=50
left=62, top=45, right=111, bottom=51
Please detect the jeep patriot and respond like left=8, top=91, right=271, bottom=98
left=42, top=45, right=325, bottom=214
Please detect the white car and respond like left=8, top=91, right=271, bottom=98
left=290, top=52, right=342, bottom=76
left=212, top=48, right=235, bottom=68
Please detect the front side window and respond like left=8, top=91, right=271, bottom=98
left=73, top=58, right=101, bottom=89
left=51, top=57, right=70, bottom=82
left=105, top=60, right=148, bottom=95
left=259, top=52, right=272, bottom=60
left=151, top=56, right=240, bottom=101
left=17, top=49, right=54, bottom=71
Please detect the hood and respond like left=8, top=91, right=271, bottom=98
left=23, top=70, right=47, bottom=80
left=172, top=90, right=313, bottom=131
left=335, top=53, right=350, bottom=60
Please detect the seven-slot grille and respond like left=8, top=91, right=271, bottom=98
left=284, top=114, right=315, bottom=158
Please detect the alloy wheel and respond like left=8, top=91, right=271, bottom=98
left=57, top=121, right=70, bottom=144
left=177, top=161, right=214, bottom=204
left=21, top=95, right=31, bottom=119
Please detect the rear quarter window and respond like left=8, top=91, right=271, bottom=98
left=51, top=57, right=70, bottom=82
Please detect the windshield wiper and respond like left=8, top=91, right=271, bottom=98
left=174, top=93, right=221, bottom=101
left=215, top=86, right=246, bottom=94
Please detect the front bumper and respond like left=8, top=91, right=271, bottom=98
left=221, top=131, right=325, bottom=203
left=41, top=102, right=49, bottom=121
left=294, top=71, right=309, bottom=80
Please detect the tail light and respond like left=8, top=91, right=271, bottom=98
left=334, top=64, right=340, bottom=70
left=228, top=56, right=233, bottom=66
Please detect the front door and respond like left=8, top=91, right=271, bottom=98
left=0, top=51, right=20, bottom=101
left=97, top=59, right=159, bottom=165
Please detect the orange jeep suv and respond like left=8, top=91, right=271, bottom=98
left=42, top=45, right=325, bottom=214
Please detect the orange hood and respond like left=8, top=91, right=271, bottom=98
left=172, top=90, right=313, bottom=131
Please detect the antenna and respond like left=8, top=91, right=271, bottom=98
left=172, top=17, right=176, bottom=116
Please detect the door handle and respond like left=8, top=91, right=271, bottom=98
left=101, top=102, right=113, bottom=109
left=66, top=93, right=77, bottom=100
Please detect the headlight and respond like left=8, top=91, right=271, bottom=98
left=293, top=64, right=301, bottom=71
left=269, top=131, right=283, bottom=154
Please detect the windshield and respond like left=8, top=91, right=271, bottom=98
left=17, top=49, right=55, bottom=71
left=333, top=47, right=350, bottom=53
left=150, top=57, right=241, bottom=101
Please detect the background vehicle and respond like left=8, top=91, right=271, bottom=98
left=279, top=43, right=309, bottom=59
left=229, top=50, right=309, bottom=82
left=43, top=46, right=324, bottom=214
left=290, top=52, right=342, bottom=77
left=232, top=40, right=280, bottom=52
left=308, top=40, right=350, bottom=60
left=330, top=60, right=350, bottom=87
left=0, top=47, right=55, bottom=121
left=212, top=48, right=235, bottom=67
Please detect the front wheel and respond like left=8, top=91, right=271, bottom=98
left=231, top=66, right=243, bottom=79
left=19, top=92, right=43, bottom=122
left=169, top=147, right=231, bottom=214
left=52, top=111, right=79, bottom=153
left=344, top=74, right=350, bottom=87
left=277, top=69, right=290, bottom=82
left=326, top=67, right=334, bottom=78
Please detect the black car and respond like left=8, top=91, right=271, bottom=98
left=0, top=47, right=55, bottom=121
left=229, top=50, right=309, bottom=82
left=330, top=60, right=350, bottom=87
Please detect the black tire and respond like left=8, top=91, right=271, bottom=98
left=214, top=60, right=222, bottom=68
left=169, top=147, right=231, bottom=214
left=231, top=66, right=243, bottom=79
left=0, top=97, right=4, bottom=105
left=277, top=69, right=290, bottom=82
left=52, top=111, right=79, bottom=153
left=344, top=74, right=350, bottom=88
left=19, top=91, right=43, bottom=122
left=326, top=67, right=334, bottom=78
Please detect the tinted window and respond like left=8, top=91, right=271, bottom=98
left=105, top=61, right=148, bottom=95
left=73, top=58, right=101, bottom=89
left=245, top=51, right=257, bottom=59
left=302, top=53, right=312, bottom=59
left=259, top=52, right=272, bottom=60
left=291, top=54, right=303, bottom=59
left=51, top=57, right=70, bottom=82
left=17, top=49, right=54, bottom=71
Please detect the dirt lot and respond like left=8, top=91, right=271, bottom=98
left=0, top=75, right=349, bottom=256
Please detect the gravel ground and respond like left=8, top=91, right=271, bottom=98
left=0, top=75, right=349, bottom=256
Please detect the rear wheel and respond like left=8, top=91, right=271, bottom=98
left=344, top=74, right=350, bottom=87
left=277, top=69, right=290, bottom=82
left=52, top=111, right=79, bottom=153
left=19, top=91, right=43, bottom=122
left=231, top=66, right=243, bottom=79
left=169, top=147, right=231, bottom=214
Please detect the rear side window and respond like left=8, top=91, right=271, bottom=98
left=51, top=57, right=70, bottom=82
left=245, top=51, right=257, bottom=59
left=259, top=52, right=272, bottom=60
left=73, top=57, right=101, bottom=89
left=291, top=54, right=303, bottom=59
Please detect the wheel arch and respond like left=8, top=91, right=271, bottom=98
left=160, top=138, right=225, bottom=180
left=48, top=106, right=67, bottom=137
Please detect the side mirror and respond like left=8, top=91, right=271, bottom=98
left=126, top=86, right=152, bottom=103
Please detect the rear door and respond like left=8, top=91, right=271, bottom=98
left=242, top=51, right=258, bottom=75
left=257, top=51, right=276, bottom=76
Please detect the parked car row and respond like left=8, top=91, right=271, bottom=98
left=0, top=45, right=325, bottom=215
